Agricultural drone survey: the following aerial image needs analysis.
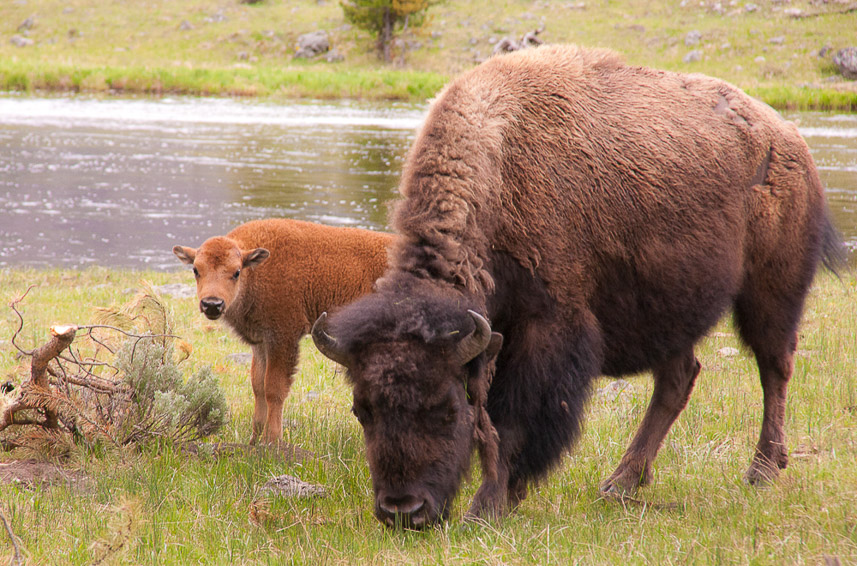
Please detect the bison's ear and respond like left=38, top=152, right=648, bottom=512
left=242, top=248, right=270, bottom=268
left=464, top=331, right=503, bottom=405
left=173, top=245, right=197, bottom=265
left=484, top=332, right=503, bottom=364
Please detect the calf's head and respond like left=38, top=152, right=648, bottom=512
left=173, top=237, right=269, bottom=320
left=312, top=292, right=502, bottom=529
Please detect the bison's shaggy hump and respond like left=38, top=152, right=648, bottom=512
left=315, top=44, right=843, bottom=528
left=390, top=44, right=818, bottom=309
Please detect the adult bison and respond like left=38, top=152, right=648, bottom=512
left=312, top=45, right=844, bottom=528
left=174, top=219, right=392, bottom=444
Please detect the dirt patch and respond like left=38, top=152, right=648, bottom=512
left=0, top=459, right=91, bottom=490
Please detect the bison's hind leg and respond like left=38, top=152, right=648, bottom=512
left=734, top=291, right=803, bottom=485
left=600, top=348, right=701, bottom=496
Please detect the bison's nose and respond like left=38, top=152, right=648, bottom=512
left=199, top=297, right=225, bottom=320
left=377, top=494, right=430, bottom=529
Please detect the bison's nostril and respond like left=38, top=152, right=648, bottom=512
left=379, top=494, right=425, bottom=516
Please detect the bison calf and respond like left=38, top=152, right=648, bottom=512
left=311, top=45, right=844, bottom=528
left=174, top=219, right=392, bottom=444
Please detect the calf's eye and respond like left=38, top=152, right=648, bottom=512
left=192, top=267, right=199, bottom=278
left=232, top=270, right=241, bottom=280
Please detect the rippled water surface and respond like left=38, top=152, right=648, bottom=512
left=0, top=96, right=855, bottom=269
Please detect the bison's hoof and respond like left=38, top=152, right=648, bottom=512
left=599, top=479, right=638, bottom=498
left=600, top=465, right=650, bottom=497
left=744, top=462, right=781, bottom=486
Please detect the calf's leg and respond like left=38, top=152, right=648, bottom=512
left=249, top=346, right=267, bottom=445
left=601, top=348, right=701, bottom=495
left=261, top=340, right=301, bottom=444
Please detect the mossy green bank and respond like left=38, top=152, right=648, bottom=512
left=1, top=0, right=856, bottom=108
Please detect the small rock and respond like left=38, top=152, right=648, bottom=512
left=683, top=49, right=702, bottom=63
left=10, top=35, right=34, bottom=47
left=17, top=16, right=35, bottom=32
left=718, top=347, right=740, bottom=357
left=745, top=3, right=759, bottom=12
left=205, top=12, right=227, bottom=23
left=818, top=45, right=832, bottom=58
left=685, top=30, right=702, bottom=47
left=325, top=47, right=344, bottom=63
left=179, top=20, right=194, bottom=31
left=769, top=36, right=785, bottom=45
left=227, top=352, right=253, bottom=365
left=294, top=30, right=330, bottom=59
left=155, top=283, right=196, bottom=299
left=784, top=7, right=803, bottom=16
left=754, top=55, right=766, bottom=63
left=833, top=47, right=857, bottom=80
left=262, top=474, right=325, bottom=498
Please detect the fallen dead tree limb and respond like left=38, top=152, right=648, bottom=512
left=1, top=282, right=227, bottom=452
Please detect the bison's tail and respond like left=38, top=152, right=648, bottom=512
left=821, top=213, right=849, bottom=276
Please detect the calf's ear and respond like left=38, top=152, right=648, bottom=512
left=242, top=248, right=270, bottom=268
left=173, top=246, right=197, bottom=265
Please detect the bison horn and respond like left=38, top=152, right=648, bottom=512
left=311, top=312, right=353, bottom=367
left=454, top=310, right=493, bottom=365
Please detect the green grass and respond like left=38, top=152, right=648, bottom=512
left=1, top=0, right=856, bottom=108
left=1, top=267, right=855, bottom=564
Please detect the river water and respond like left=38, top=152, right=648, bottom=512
left=0, top=96, right=855, bottom=270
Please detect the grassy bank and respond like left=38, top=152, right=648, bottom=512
left=1, top=0, right=856, bottom=108
left=1, top=268, right=855, bottom=564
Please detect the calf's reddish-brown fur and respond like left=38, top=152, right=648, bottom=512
left=312, top=45, right=844, bottom=528
left=174, top=219, right=392, bottom=444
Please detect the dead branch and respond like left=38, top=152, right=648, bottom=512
left=0, top=507, right=23, bottom=566
left=9, top=285, right=36, bottom=357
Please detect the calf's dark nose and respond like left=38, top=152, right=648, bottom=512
left=200, top=297, right=225, bottom=319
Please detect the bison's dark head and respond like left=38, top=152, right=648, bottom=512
left=312, top=285, right=502, bottom=529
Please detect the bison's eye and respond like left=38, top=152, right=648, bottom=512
left=351, top=404, right=372, bottom=426
left=192, top=267, right=199, bottom=278
left=232, top=269, right=241, bottom=280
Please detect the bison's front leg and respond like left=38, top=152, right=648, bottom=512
left=601, top=349, right=700, bottom=495
left=466, top=442, right=525, bottom=520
